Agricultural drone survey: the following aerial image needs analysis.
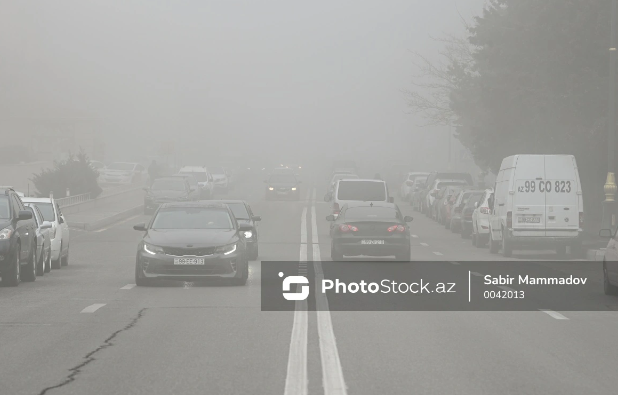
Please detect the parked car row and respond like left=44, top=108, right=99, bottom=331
left=0, top=188, right=70, bottom=286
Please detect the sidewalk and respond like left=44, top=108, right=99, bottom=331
left=64, top=189, right=144, bottom=231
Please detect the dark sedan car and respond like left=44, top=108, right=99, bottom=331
left=133, top=202, right=252, bottom=286
left=265, top=173, right=301, bottom=200
left=212, top=200, right=261, bottom=260
left=327, top=202, right=413, bottom=261
left=143, top=177, right=197, bottom=214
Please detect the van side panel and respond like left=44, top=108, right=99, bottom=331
left=543, top=155, right=581, bottom=236
left=512, top=155, right=546, bottom=236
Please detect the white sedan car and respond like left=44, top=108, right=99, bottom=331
left=21, top=197, right=70, bottom=269
left=100, top=162, right=145, bottom=184
left=471, top=188, right=494, bottom=248
left=400, top=172, right=430, bottom=201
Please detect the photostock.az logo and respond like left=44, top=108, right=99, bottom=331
left=279, top=272, right=309, bottom=301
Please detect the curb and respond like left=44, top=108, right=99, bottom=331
left=70, top=205, right=144, bottom=231
left=586, top=248, right=605, bottom=261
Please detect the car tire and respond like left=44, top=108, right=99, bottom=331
left=36, top=245, right=45, bottom=276
left=556, top=245, right=567, bottom=259
left=489, top=229, right=499, bottom=254
left=22, top=243, right=37, bottom=282
left=502, top=231, right=513, bottom=257
left=44, top=247, right=52, bottom=273
left=249, top=244, right=259, bottom=261
left=135, top=261, right=151, bottom=286
left=52, top=243, right=62, bottom=269
left=61, top=247, right=69, bottom=266
left=1, top=249, right=20, bottom=287
left=230, top=260, right=249, bottom=286
left=331, top=242, right=343, bottom=261
left=603, top=261, right=618, bottom=295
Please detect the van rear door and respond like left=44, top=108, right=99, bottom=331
left=543, top=156, right=580, bottom=236
left=513, top=156, right=546, bottom=234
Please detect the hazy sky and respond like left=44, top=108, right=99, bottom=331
left=0, top=0, right=485, bottom=165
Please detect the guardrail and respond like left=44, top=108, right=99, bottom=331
left=55, top=192, right=92, bottom=207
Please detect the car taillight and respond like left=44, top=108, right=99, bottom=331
left=507, top=211, right=512, bottom=228
left=480, top=207, right=491, bottom=214
left=579, top=212, right=584, bottom=227
left=387, top=225, right=405, bottom=232
left=339, top=224, right=358, bottom=232
left=333, top=203, right=340, bottom=215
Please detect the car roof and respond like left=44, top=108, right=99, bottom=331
left=159, top=201, right=229, bottom=209
left=207, top=199, right=246, bottom=204
left=154, top=176, right=186, bottom=181
left=22, top=197, right=53, bottom=203
left=179, top=166, right=208, bottom=172
left=171, top=174, right=195, bottom=179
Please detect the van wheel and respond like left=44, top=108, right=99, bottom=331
left=556, top=245, right=567, bottom=259
left=331, top=242, right=343, bottom=261
left=502, top=232, right=512, bottom=257
left=603, top=261, right=618, bottom=295
left=489, top=231, right=499, bottom=254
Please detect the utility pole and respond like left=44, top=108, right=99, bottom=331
left=604, top=0, right=618, bottom=230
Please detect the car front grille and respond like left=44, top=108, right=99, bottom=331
left=163, top=247, right=217, bottom=256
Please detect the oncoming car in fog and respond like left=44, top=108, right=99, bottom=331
left=143, top=176, right=197, bottom=214
left=214, top=200, right=261, bottom=260
left=133, top=202, right=252, bottom=286
left=265, top=173, right=301, bottom=200
left=327, top=202, right=413, bottom=261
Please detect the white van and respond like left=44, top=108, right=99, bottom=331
left=327, top=179, right=393, bottom=215
left=488, top=155, right=583, bottom=257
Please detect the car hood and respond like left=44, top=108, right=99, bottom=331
left=0, top=219, right=10, bottom=231
left=145, top=229, right=238, bottom=247
left=148, top=190, right=187, bottom=198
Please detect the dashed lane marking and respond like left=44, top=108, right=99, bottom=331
left=420, top=242, right=429, bottom=247
left=433, top=252, right=443, bottom=256
left=80, top=304, right=106, bottom=313
left=411, top=234, right=419, bottom=238
left=120, top=284, right=136, bottom=290
left=449, top=261, right=460, bottom=265
left=539, top=309, right=569, bottom=320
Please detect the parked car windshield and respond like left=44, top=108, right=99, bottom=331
left=337, top=181, right=386, bottom=201
left=32, top=202, right=55, bottom=222
left=152, top=208, right=233, bottom=230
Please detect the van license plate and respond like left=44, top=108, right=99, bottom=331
left=361, top=240, right=385, bottom=245
left=174, top=258, right=205, bottom=265
left=518, top=216, right=540, bottom=223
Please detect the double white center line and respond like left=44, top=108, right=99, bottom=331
left=284, top=189, right=347, bottom=395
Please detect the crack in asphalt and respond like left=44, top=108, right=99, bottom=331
left=38, top=308, right=147, bottom=395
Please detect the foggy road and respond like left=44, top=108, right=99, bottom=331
left=1, top=174, right=617, bottom=395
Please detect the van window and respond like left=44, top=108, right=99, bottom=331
left=337, top=181, right=386, bottom=201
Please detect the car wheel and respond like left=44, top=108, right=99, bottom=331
left=603, top=261, right=618, bottom=295
left=249, top=244, right=259, bottom=261
left=1, top=248, right=20, bottom=286
left=230, top=259, right=249, bottom=286
left=331, top=242, right=343, bottom=261
left=44, top=247, right=52, bottom=273
left=555, top=245, right=567, bottom=259
left=502, top=230, right=512, bottom=257
left=61, top=247, right=69, bottom=266
left=489, top=229, right=499, bottom=254
left=22, top=242, right=37, bottom=282
left=36, top=245, right=45, bottom=276
left=135, top=260, right=151, bottom=286
left=52, top=242, right=62, bottom=269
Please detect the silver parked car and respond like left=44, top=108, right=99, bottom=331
left=24, top=204, right=53, bottom=275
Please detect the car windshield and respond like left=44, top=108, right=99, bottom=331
left=337, top=181, right=386, bottom=201
left=0, top=196, right=10, bottom=219
left=269, top=174, right=297, bottom=184
left=151, top=208, right=233, bottom=230
left=227, top=203, right=249, bottom=219
left=151, top=179, right=186, bottom=191
left=345, top=207, right=397, bottom=219
left=107, top=163, right=135, bottom=171
left=33, top=203, right=55, bottom=222
left=180, top=172, right=207, bottom=182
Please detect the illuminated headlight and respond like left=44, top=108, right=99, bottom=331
left=0, top=228, right=13, bottom=240
left=291, top=187, right=297, bottom=191
left=216, top=243, right=237, bottom=255
left=268, top=187, right=274, bottom=191
left=143, top=243, right=164, bottom=255
left=243, top=231, right=253, bottom=239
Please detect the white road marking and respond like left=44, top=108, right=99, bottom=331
left=411, top=234, right=419, bottom=238
left=432, top=252, right=443, bottom=256
left=539, top=309, right=569, bottom=320
left=311, top=188, right=316, bottom=202
left=80, top=303, right=106, bottom=313
left=183, top=282, right=193, bottom=289
left=470, top=272, right=483, bottom=277
left=311, top=205, right=318, bottom=244
left=497, top=286, right=515, bottom=292
left=94, top=214, right=140, bottom=233
left=449, top=261, right=460, bottom=265
left=420, top=242, right=429, bottom=247
left=300, top=207, right=308, bottom=244
left=120, top=284, right=136, bottom=290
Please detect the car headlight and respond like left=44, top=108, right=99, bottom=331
left=268, top=187, right=274, bottom=191
left=243, top=231, right=253, bottom=239
left=143, top=243, right=164, bottom=255
left=216, top=243, right=237, bottom=255
left=291, top=187, right=297, bottom=191
left=0, top=228, right=13, bottom=240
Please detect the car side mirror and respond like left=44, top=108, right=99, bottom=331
left=388, top=197, right=395, bottom=203
left=324, top=193, right=332, bottom=202
left=239, top=224, right=253, bottom=232
left=326, top=215, right=335, bottom=221
left=41, top=221, right=53, bottom=229
left=600, top=229, right=614, bottom=238
left=17, top=210, right=32, bottom=221
left=58, top=216, right=64, bottom=224
left=404, top=216, right=413, bottom=222
left=133, top=223, right=147, bottom=231
left=252, top=216, right=262, bottom=221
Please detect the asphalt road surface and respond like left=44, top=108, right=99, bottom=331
left=2, top=174, right=618, bottom=395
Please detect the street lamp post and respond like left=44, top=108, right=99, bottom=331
left=604, top=0, right=618, bottom=230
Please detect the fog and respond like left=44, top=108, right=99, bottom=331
left=1, top=0, right=485, bottom=168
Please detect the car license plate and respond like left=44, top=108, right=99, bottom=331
left=361, top=240, right=385, bottom=245
left=518, top=216, right=541, bottom=223
left=173, top=258, right=205, bottom=265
